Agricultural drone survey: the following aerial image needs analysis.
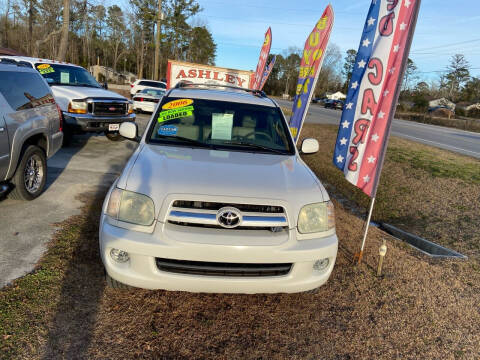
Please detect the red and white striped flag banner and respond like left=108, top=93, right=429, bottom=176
left=332, top=0, right=422, bottom=263
left=252, top=27, right=272, bottom=90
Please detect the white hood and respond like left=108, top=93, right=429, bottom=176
left=51, top=85, right=127, bottom=110
left=118, top=144, right=329, bottom=225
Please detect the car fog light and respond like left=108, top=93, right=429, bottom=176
left=313, top=258, right=329, bottom=271
left=110, top=248, right=130, bottom=263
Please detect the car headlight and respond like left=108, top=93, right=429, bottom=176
left=128, top=101, right=134, bottom=114
left=67, top=100, right=88, bottom=114
left=297, top=201, right=335, bottom=234
left=106, top=188, right=155, bottom=226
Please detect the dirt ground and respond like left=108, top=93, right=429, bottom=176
left=1, top=191, right=478, bottom=360
left=2, top=124, right=480, bottom=359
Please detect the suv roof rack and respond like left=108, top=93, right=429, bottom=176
left=174, top=81, right=267, bottom=97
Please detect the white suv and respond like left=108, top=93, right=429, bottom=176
left=130, top=79, right=167, bottom=98
left=100, top=84, right=338, bottom=293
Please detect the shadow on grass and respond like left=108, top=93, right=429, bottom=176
left=40, top=172, right=112, bottom=359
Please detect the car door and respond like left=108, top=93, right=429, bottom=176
left=0, top=110, right=10, bottom=180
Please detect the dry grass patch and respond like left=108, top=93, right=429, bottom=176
left=300, top=124, right=480, bottom=259
left=1, top=191, right=480, bottom=359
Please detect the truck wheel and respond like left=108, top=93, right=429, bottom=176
left=105, top=132, right=125, bottom=142
left=9, top=145, right=47, bottom=201
left=105, top=273, right=132, bottom=289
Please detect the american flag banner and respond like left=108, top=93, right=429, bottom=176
left=333, top=0, right=421, bottom=197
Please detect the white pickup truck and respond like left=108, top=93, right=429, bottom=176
left=0, top=56, right=135, bottom=143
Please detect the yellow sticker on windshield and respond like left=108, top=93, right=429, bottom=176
left=162, top=99, right=193, bottom=110
left=158, top=106, right=194, bottom=123
left=37, top=64, right=54, bottom=75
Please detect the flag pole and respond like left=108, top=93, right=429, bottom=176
left=355, top=196, right=376, bottom=264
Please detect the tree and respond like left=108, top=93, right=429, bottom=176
left=186, top=26, right=216, bottom=65
left=444, top=54, right=470, bottom=101
left=57, top=0, right=70, bottom=61
left=342, top=49, right=357, bottom=91
left=402, top=58, right=417, bottom=91
left=315, top=43, right=342, bottom=97
left=106, top=5, right=127, bottom=72
left=462, top=77, right=480, bottom=102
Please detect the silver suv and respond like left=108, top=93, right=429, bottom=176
left=0, top=61, right=63, bottom=200
left=100, top=84, right=338, bottom=293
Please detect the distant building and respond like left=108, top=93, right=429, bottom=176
left=89, top=65, right=136, bottom=85
left=326, top=91, right=346, bottom=100
left=428, top=98, right=455, bottom=112
left=0, top=47, right=24, bottom=56
left=466, top=103, right=480, bottom=112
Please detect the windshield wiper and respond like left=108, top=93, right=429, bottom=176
left=223, top=141, right=288, bottom=155
left=154, top=134, right=217, bottom=149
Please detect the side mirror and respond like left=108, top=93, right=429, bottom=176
left=119, top=122, right=139, bottom=142
left=103, top=82, right=108, bottom=90
left=300, top=138, right=319, bottom=154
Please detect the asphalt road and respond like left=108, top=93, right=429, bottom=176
left=0, top=113, right=152, bottom=288
left=276, top=99, right=480, bottom=159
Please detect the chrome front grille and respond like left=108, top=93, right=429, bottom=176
left=167, top=201, right=288, bottom=230
left=91, top=101, right=127, bottom=116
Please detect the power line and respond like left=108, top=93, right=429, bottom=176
left=411, top=38, right=480, bottom=53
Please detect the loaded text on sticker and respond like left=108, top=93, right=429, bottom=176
left=158, top=106, right=194, bottom=123
left=162, top=99, right=193, bottom=110
left=37, top=64, right=51, bottom=70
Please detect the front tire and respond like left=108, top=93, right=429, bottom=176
left=9, top=145, right=47, bottom=201
left=105, top=132, right=125, bottom=142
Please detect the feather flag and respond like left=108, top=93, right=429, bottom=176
left=333, top=0, right=422, bottom=197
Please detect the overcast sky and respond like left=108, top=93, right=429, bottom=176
left=192, top=0, right=480, bottom=82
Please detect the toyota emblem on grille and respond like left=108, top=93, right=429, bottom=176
left=216, top=207, right=242, bottom=229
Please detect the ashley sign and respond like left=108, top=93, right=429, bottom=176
left=166, top=60, right=254, bottom=89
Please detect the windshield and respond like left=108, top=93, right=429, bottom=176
left=139, top=88, right=165, bottom=97
left=147, top=97, right=295, bottom=155
left=35, top=63, right=101, bottom=88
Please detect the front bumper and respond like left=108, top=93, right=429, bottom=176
left=99, top=215, right=338, bottom=293
left=63, top=112, right=136, bottom=132
left=134, top=101, right=157, bottom=113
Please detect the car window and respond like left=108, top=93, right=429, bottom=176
left=139, top=81, right=166, bottom=89
left=35, top=63, right=101, bottom=88
left=0, top=70, right=55, bottom=111
left=148, top=97, right=294, bottom=154
left=139, top=88, right=165, bottom=96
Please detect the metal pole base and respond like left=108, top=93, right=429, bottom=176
left=353, top=250, right=364, bottom=265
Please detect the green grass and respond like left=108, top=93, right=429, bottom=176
left=0, top=197, right=102, bottom=359
left=388, top=146, right=480, bottom=184
left=300, top=123, right=480, bottom=256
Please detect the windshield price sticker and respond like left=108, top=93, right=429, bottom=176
left=158, top=106, right=194, bottom=123
left=37, top=64, right=55, bottom=75
left=212, top=113, right=234, bottom=140
left=158, top=125, right=178, bottom=136
left=162, top=98, right=193, bottom=110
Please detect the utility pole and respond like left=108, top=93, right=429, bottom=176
left=154, top=0, right=162, bottom=81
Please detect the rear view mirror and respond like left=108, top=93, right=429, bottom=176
left=119, top=122, right=139, bottom=142
left=301, top=138, right=319, bottom=154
